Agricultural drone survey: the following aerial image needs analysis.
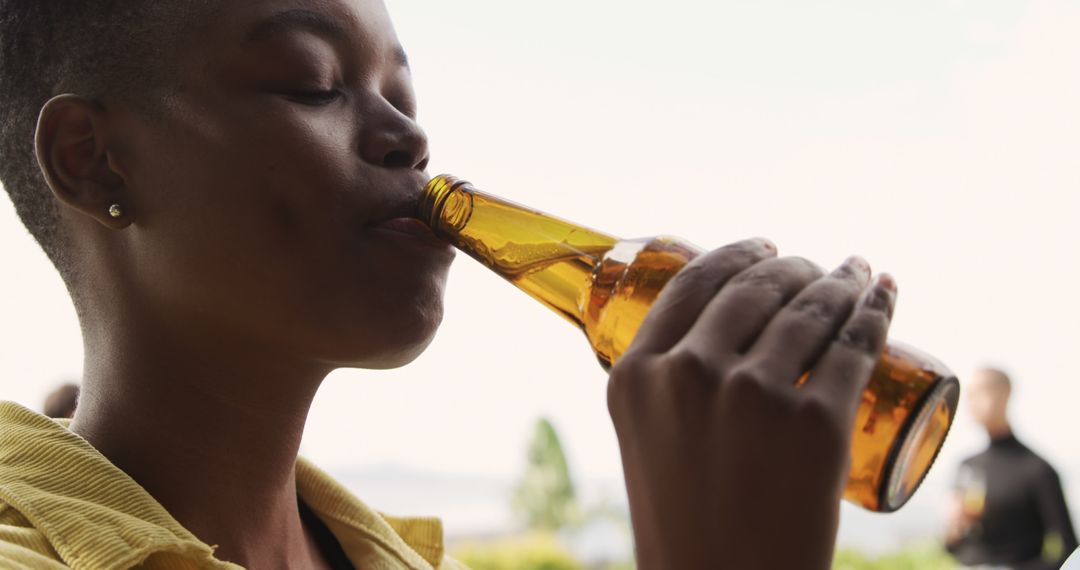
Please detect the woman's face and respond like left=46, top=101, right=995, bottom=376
left=111, top=0, right=455, bottom=368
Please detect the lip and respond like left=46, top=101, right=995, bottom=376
left=369, top=217, right=455, bottom=253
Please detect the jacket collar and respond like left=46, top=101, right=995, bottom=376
left=0, top=401, right=444, bottom=569
left=0, top=401, right=227, bottom=569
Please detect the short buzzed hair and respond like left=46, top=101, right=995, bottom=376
left=976, top=366, right=1013, bottom=392
left=0, top=1, right=203, bottom=279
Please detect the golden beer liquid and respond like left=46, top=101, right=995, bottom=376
left=419, top=175, right=959, bottom=512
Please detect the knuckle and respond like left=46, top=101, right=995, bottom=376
left=731, top=256, right=822, bottom=293
left=722, top=363, right=801, bottom=420
left=836, top=317, right=887, bottom=356
left=718, top=239, right=758, bottom=256
left=612, top=349, right=651, bottom=374
left=669, top=262, right=708, bottom=289
left=832, top=262, right=857, bottom=279
left=790, top=295, right=840, bottom=325
left=830, top=258, right=869, bottom=283
left=660, top=349, right=713, bottom=382
left=608, top=350, right=719, bottom=420
left=730, top=263, right=786, bottom=294
left=788, top=256, right=825, bottom=279
left=862, top=284, right=896, bottom=318
left=718, top=239, right=773, bottom=264
left=657, top=350, right=718, bottom=419
left=720, top=249, right=767, bottom=274
left=606, top=354, right=654, bottom=413
left=675, top=242, right=772, bottom=291
left=829, top=269, right=868, bottom=295
left=722, top=364, right=778, bottom=406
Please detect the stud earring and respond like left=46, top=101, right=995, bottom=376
left=108, top=204, right=123, bottom=219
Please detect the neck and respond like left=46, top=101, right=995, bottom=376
left=985, top=419, right=1012, bottom=441
left=70, top=304, right=334, bottom=568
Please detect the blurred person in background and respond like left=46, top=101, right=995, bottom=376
left=945, top=367, right=1077, bottom=570
left=42, top=382, right=79, bottom=419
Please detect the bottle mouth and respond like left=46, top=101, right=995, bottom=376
left=420, top=174, right=473, bottom=236
left=879, top=374, right=960, bottom=512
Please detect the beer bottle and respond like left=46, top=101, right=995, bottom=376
left=418, top=174, right=958, bottom=512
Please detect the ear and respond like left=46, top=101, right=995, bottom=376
left=35, top=94, right=132, bottom=229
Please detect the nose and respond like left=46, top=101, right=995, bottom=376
left=358, top=96, right=429, bottom=171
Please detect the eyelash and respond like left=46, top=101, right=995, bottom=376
left=285, top=89, right=342, bottom=106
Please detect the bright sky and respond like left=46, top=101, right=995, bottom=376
left=1, top=0, right=1078, bottom=550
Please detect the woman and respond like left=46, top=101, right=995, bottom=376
left=0, top=0, right=896, bottom=568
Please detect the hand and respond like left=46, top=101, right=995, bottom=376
left=608, top=238, right=896, bottom=570
left=944, top=493, right=974, bottom=545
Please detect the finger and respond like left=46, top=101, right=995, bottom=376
left=804, top=274, right=897, bottom=420
left=626, top=238, right=777, bottom=356
left=674, top=256, right=824, bottom=366
left=744, top=256, right=871, bottom=387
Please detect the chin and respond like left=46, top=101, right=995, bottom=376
left=334, top=293, right=446, bottom=370
left=362, top=332, right=440, bottom=370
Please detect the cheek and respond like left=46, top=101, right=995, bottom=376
left=134, top=147, right=300, bottom=287
left=124, top=100, right=449, bottom=361
left=136, top=97, right=357, bottom=255
left=150, top=92, right=355, bottom=203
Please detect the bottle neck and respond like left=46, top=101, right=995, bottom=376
left=418, top=175, right=620, bottom=325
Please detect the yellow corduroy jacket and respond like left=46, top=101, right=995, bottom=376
left=0, top=401, right=466, bottom=569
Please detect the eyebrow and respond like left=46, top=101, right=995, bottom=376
left=246, top=9, right=351, bottom=44
left=245, top=8, right=411, bottom=68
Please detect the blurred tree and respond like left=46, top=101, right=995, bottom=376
left=513, top=417, right=581, bottom=531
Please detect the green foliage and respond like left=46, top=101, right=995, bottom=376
left=513, top=417, right=580, bottom=531
left=832, top=543, right=957, bottom=570
left=452, top=532, right=584, bottom=570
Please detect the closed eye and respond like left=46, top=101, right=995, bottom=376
left=283, top=88, right=342, bottom=106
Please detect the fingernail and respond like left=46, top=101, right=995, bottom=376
left=840, top=255, right=870, bottom=274
left=757, top=237, right=778, bottom=253
left=847, top=255, right=868, bottom=269
left=876, top=273, right=897, bottom=292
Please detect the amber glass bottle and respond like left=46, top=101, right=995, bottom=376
left=418, top=174, right=959, bottom=513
